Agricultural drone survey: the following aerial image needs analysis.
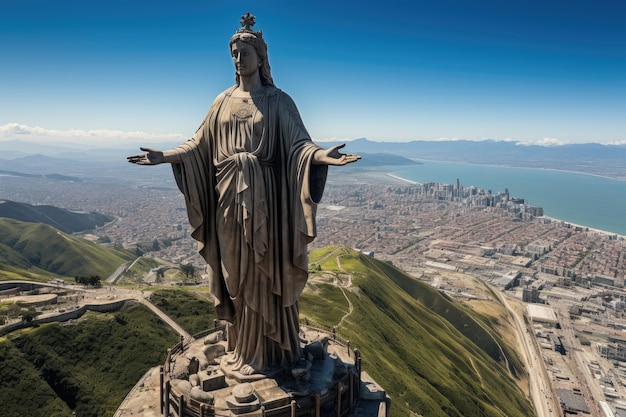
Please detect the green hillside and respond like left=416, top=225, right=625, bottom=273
left=302, top=246, right=534, bottom=417
left=0, top=199, right=112, bottom=233
left=0, top=303, right=179, bottom=417
left=0, top=218, right=134, bottom=281
left=149, top=288, right=217, bottom=335
left=0, top=239, right=533, bottom=416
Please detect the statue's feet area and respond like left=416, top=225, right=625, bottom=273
left=164, top=328, right=370, bottom=416
left=239, top=364, right=256, bottom=375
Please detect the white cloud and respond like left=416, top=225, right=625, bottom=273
left=516, top=137, right=568, bottom=147
left=538, top=137, right=566, bottom=146
left=313, top=137, right=357, bottom=142
left=0, top=123, right=186, bottom=145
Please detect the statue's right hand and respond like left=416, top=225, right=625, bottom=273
left=126, top=147, right=165, bottom=165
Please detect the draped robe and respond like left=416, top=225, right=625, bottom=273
left=171, top=86, right=327, bottom=372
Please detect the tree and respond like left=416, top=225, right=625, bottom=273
left=7, top=302, right=22, bottom=319
left=98, top=235, right=112, bottom=244
left=88, top=275, right=102, bottom=287
left=155, top=268, right=165, bottom=283
left=180, top=263, right=197, bottom=284
left=75, top=275, right=102, bottom=286
left=22, top=308, right=41, bottom=323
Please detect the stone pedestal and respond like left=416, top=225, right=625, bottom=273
left=198, top=369, right=226, bottom=391
left=162, top=326, right=389, bottom=417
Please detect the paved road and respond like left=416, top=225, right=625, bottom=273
left=136, top=295, right=191, bottom=340
left=97, top=286, right=192, bottom=341
left=494, top=290, right=559, bottom=417
left=554, top=299, right=602, bottom=417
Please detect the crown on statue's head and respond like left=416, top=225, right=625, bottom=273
left=239, top=12, right=255, bottom=31
left=235, top=12, right=264, bottom=39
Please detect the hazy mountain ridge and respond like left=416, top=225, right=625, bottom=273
left=333, top=138, right=626, bottom=179
left=349, top=152, right=420, bottom=167
left=0, top=151, right=418, bottom=184
left=0, top=168, right=83, bottom=182
left=2, top=138, right=625, bottom=179
left=0, top=200, right=112, bottom=233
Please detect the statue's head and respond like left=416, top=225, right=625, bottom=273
left=230, top=12, right=275, bottom=87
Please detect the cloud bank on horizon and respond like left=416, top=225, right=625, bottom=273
left=0, top=123, right=186, bottom=147
left=2, top=123, right=624, bottom=147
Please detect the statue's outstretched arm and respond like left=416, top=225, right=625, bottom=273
left=127, top=147, right=182, bottom=165
left=312, top=144, right=360, bottom=166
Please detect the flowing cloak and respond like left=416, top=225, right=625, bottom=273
left=171, top=85, right=327, bottom=368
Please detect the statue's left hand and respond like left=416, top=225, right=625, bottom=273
left=313, top=144, right=361, bottom=166
left=126, top=147, right=165, bottom=165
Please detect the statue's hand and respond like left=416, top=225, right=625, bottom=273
left=127, top=147, right=165, bottom=165
left=313, top=144, right=360, bottom=166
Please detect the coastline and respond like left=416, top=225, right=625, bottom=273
left=409, top=158, right=626, bottom=183
left=384, top=172, right=625, bottom=240
left=386, top=173, right=420, bottom=185
left=540, top=215, right=625, bottom=239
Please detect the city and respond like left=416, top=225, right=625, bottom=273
left=2, top=171, right=626, bottom=416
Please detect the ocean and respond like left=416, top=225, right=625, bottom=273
left=390, top=160, right=626, bottom=236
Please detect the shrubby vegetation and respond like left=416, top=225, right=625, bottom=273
left=74, top=275, right=101, bottom=286
left=0, top=303, right=179, bottom=417
left=0, top=301, right=41, bottom=324
left=179, top=263, right=198, bottom=284
left=118, top=257, right=161, bottom=285
left=149, top=288, right=216, bottom=335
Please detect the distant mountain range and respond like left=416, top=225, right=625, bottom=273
left=0, top=200, right=113, bottom=234
left=333, top=138, right=626, bottom=179
left=0, top=169, right=82, bottom=182
left=2, top=138, right=625, bottom=179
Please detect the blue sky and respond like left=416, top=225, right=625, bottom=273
left=1, top=0, right=624, bottom=146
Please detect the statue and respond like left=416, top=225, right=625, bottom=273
left=128, top=12, right=359, bottom=376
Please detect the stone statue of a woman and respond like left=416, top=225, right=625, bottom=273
left=128, top=12, right=359, bottom=375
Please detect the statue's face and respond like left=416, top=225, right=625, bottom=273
left=231, top=40, right=260, bottom=79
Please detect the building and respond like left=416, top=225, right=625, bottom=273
left=527, top=304, right=559, bottom=327
left=523, top=287, right=543, bottom=303
left=495, top=270, right=521, bottom=290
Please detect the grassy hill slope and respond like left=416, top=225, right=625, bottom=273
left=149, top=288, right=217, bottom=335
left=0, top=199, right=112, bottom=233
left=302, top=246, right=533, bottom=417
left=0, top=218, right=134, bottom=280
left=0, top=241, right=532, bottom=416
left=0, top=302, right=179, bottom=417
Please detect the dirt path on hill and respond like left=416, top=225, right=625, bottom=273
left=335, top=255, right=354, bottom=329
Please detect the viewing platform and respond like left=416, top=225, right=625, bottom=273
left=116, top=324, right=389, bottom=417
